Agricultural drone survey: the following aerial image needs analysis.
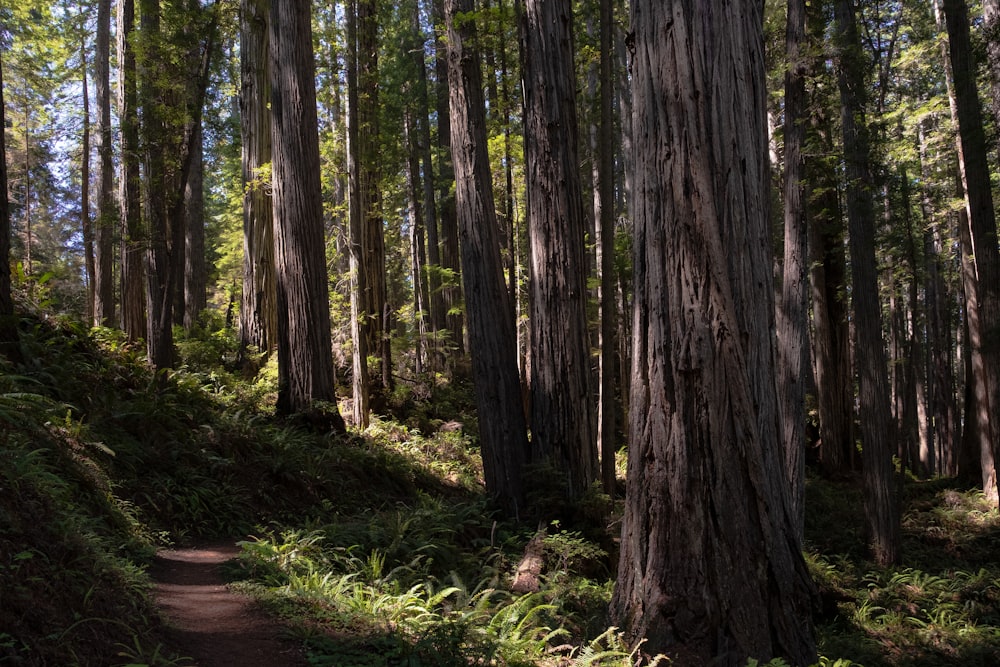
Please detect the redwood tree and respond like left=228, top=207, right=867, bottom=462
left=445, top=0, right=529, bottom=514
left=522, top=0, right=597, bottom=499
left=269, top=0, right=346, bottom=426
left=239, top=0, right=277, bottom=358
left=610, top=0, right=816, bottom=663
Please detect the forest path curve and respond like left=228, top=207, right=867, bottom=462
left=148, top=541, right=308, bottom=667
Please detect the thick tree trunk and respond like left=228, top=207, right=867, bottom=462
left=942, top=0, right=1000, bottom=505
left=239, top=0, right=277, bottom=358
left=404, top=111, right=430, bottom=373
left=269, top=0, right=345, bottom=427
left=139, top=0, right=175, bottom=370
left=611, top=1, right=816, bottom=663
left=118, top=0, right=146, bottom=341
left=778, top=0, right=809, bottom=537
left=94, top=0, right=116, bottom=327
left=523, top=0, right=597, bottom=499
left=445, top=0, right=529, bottom=514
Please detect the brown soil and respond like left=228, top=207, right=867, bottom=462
left=148, top=541, right=308, bottom=667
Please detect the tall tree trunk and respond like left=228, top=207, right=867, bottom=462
left=184, top=121, right=206, bottom=329
left=432, top=0, right=463, bottom=358
left=942, top=0, right=1000, bottom=505
left=596, top=0, right=616, bottom=496
left=807, top=0, right=853, bottom=477
left=269, top=0, right=346, bottom=428
left=80, top=23, right=95, bottom=325
left=139, top=0, right=174, bottom=369
left=445, top=0, right=529, bottom=514
left=239, top=0, right=277, bottom=359
left=0, top=49, right=12, bottom=329
left=94, top=0, right=116, bottom=327
left=407, top=0, right=444, bottom=359
left=523, top=0, right=597, bottom=499
left=611, top=1, right=816, bottom=662
left=918, top=128, right=958, bottom=475
left=346, top=0, right=371, bottom=425
left=778, top=0, right=809, bottom=537
left=118, top=0, right=146, bottom=341
left=404, top=110, right=430, bottom=373
left=834, top=0, right=900, bottom=565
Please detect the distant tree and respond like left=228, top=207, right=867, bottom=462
left=610, top=0, right=817, bottom=662
left=522, top=0, right=597, bottom=499
left=1, top=48, right=12, bottom=328
left=445, top=0, right=530, bottom=514
left=269, top=0, right=346, bottom=426
left=833, top=0, right=900, bottom=565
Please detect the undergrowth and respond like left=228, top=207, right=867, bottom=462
left=2, top=302, right=999, bottom=665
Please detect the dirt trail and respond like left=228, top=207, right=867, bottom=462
left=148, top=541, right=308, bottom=667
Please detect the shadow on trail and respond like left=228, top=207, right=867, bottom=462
left=149, top=542, right=307, bottom=667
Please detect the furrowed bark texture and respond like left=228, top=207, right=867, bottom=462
left=446, top=0, right=529, bottom=515
left=270, top=0, right=343, bottom=424
left=239, top=0, right=277, bottom=357
left=611, top=2, right=816, bottom=664
left=523, top=0, right=597, bottom=498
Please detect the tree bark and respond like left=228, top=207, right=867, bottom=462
left=523, top=0, right=597, bottom=499
left=118, top=0, right=146, bottom=341
left=0, top=49, right=12, bottom=328
left=942, top=0, right=1000, bottom=505
left=239, top=0, right=277, bottom=358
left=269, top=0, right=346, bottom=426
left=611, top=1, right=816, bottom=663
left=346, top=0, right=371, bottom=425
left=94, top=0, right=116, bottom=327
left=80, top=22, right=95, bottom=326
left=446, top=0, right=530, bottom=514
left=778, top=0, right=809, bottom=537
left=596, top=0, right=616, bottom=496
left=184, top=121, right=206, bottom=330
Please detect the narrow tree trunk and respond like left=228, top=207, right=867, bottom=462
left=523, top=0, right=597, bottom=499
left=404, top=110, right=430, bottom=373
left=445, top=0, right=529, bottom=515
left=834, top=0, right=900, bottom=565
left=184, top=121, right=206, bottom=329
left=0, top=50, right=12, bottom=327
left=596, top=0, right=616, bottom=496
left=94, top=0, right=116, bottom=327
left=346, top=0, right=371, bottom=425
left=611, top=1, right=816, bottom=662
left=80, top=24, right=96, bottom=325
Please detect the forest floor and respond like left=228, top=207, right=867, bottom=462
left=149, top=541, right=307, bottom=667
